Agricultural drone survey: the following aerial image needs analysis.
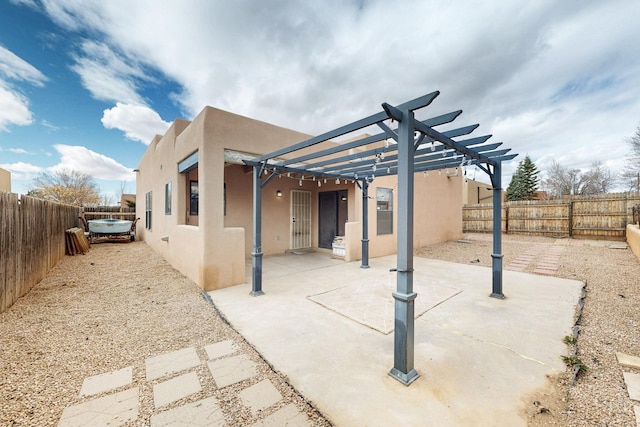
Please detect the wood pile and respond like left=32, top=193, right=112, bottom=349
left=65, top=227, right=90, bottom=255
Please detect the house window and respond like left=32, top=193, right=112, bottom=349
left=145, top=191, right=152, bottom=230
left=376, top=187, right=393, bottom=235
left=165, top=182, right=171, bottom=215
left=190, top=181, right=198, bottom=215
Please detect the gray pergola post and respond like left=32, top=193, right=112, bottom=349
left=490, top=162, right=504, bottom=299
left=361, top=179, right=370, bottom=269
left=389, top=109, right=419, bottom=386
left=251, top=165, right=264, bottom=296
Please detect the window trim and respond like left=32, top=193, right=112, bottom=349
left=376, top=187, right=393, bottom=235
left=189, top=180, right=198, bottom=216
left=145, top=191, right=152, bottom=230
left=165, top=182, right=171, bottom=215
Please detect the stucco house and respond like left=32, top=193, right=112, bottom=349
left=136, top=106, right=463, bottom=291
left=0, top=167, right=10, bottom=192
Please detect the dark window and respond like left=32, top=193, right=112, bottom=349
left=145, top=191, right=152, bottom=230
left=190, top=181, right=198, bottom=215
left=376, top=187, right=393, bottom=235
left=165, top=182, right=171, bottom=215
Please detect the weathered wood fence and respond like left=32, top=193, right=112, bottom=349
left=0, top=193, right=80, bottom=313
left=82, top=206, right=136, bottom=222
left=463, top=193, right=640, bottom=240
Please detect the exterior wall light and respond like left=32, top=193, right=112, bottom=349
left=276, top=190, right=283, bottom=197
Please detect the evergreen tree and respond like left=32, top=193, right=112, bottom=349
left=507, top=155, right=539, bottom=201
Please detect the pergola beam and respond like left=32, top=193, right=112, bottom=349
left=257, top=91, right=440, bottom=162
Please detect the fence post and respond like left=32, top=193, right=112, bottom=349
left=568, top=201, right=573, bottom=237
left=504, top=205, right=509, bottom=234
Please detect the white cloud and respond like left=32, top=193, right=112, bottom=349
left=8, top=148, right=29, bottom=154
left=0, top=161, right=43, bottom=180
left=0, top=84, right=34, bottom=130
left=70, top=40, right=148, bottom=105
left=0, top=44, right=47, bottom=86
left=101, top=103, right=171, bottom=144
left=51, top=144, right=135, bottom=181
left=22, top=0, right=640, bottom=186
left=0, top=44, right=47, bottom=131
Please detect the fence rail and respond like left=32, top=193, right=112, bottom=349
left=0, top=193, right=80, bottom=313
left=463, top=193, right=640, bottom=240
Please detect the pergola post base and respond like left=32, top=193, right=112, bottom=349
left=389, top=367, right=420, bottom=386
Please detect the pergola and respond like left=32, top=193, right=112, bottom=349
left=245, top=91, right=517, bottom=386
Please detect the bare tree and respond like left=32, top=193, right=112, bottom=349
left=29, top=169, right=101, bottom=206
left=622, top=125, right=640, bottom=192
left=542, top=160, right=616, bottom=198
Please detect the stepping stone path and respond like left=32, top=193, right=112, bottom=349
left=616, top=352, right=640, bottom=426
left=505, top=243, right=564, bottom=275
left=58, top=340, right=312, bottom=426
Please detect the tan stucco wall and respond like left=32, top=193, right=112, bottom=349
left=627, top=224, right=640, bottom=262
left=136, top=106, right=464, bottom=291
left=0, top=168, right=10, bottom=192
left=462, top=178, right=506, bottom=205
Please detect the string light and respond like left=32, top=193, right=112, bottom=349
left=373, top=164, right=377, bottom=172
left=431, top=142, right=435, bottom=152
left=264, top=169, right=267, bottom=175
left=324, top=178, right=327, bottom=184
left=336, top=178, right=340, bottom=184
left=299, top=180, right=303, bottom=186
left=387, top=167, right=391, bottom=174
left=287, top=172, right=290, bottom=178
left=318, top=180, right=321, bottom=187
left=384, top=139, right=390, bottom=148
left=354, top=173, right=358, bottom=180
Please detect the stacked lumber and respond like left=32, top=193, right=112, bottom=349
left=65, top=227, right=91, bottom=255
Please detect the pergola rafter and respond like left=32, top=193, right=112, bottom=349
left=244, top=91, right=517, bottom=386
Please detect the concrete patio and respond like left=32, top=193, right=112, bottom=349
left=207, top=251, right=583, bottom=426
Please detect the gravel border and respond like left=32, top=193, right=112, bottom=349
left=0, top=242, right=331, bottom=426
left=417, top=232, right=640, bottom=426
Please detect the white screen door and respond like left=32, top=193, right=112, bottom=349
left=290, top=190, right=311, bottom=249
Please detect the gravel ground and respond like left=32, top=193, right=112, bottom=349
left=0, top=242, right=330, bottom=427
left=2, top=234, right=639, bottom=426
left=417, top=232, right=640, bottom=426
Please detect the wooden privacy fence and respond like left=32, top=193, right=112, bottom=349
left=463, top=193, right=640, bottom=240
left=0, top=193, right=80, bottom=313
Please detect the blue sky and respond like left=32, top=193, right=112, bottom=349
left=1, top=0, right=640, bottom=200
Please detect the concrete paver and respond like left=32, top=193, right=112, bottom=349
left=239, top=379, right=282, bottom=414
left=208, top=354, right=257, bottom=388
left=624, top=372, right=640, bottom=401
left=79, top=366, right=133, bottom=397
left=204, top=340, right=237, bottom=360
left=150, top=396, right=225, bottom=427
left=617, top=352, right=640, bottom=369
left=58, top=387, right=139, bottom=427
left=248, top=404, right=310, bottom=427
left=146, top=347, right=201, bottom=381
left=153, top=372, right=202, bottom=408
